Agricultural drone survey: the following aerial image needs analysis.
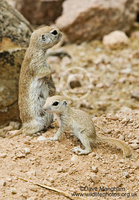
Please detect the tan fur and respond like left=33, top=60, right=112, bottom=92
left=43, top=95, right=132, bottom=157
left=9, top=27, right=62, bottom=137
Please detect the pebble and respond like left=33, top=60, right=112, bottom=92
left=47, top=56, right=60, bottom=64
left=101, top=180, right=105, bottom=184
left=61, top=56, right=71, bottom=66
left=16, top=153, right=25, bottom=158
left=48, top=177, right=54, bottom=183
left=11, top=188, right=17, bottom=194
left=119, top=159, right=124, bottom=163
left=6, top=177, right=12, bottom=182
left=103, top=30, right=129, bottom=49
left=136, top=149, right=139, bottom=153
left=121, top=68, right=132, bottom=74
left=24, top=148, right=31, bottom=155
left=90, top=175, right=100, bottom=184
left=0, top=180, right=6, bottom=186
left=130, top=143, right=139, bottom=150
left=130, top=176, right=135, bottom=182
left=131, top=91, right=139, bottom=101
left=89, top=152, right=96, bottom=157
left=71, top=155, right=78, bottom=162
left=92, top=166, right=98, bottom=173
left=27, top=170, right=36, bottom=177
left=29, top=185, right=38, bottom=192
left=116, top=181, right=123, bottom=187
left=119, top=135, right=125, bottom=140
left=129, top=140, right=139, bottom=144
left=123, top=172, right=129, bottom=178
left=37, top=136, right=47, bottom=141
left=0, top=153, right=7, bottom=158
left=57, top=166, right=65, bottom=173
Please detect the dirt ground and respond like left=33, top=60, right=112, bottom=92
left=0, top=35, right=139, bottom=200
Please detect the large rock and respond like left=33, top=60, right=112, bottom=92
left=0, top=0, right=32, bottom=125
left=56, top=0, right=137, bottom=43
left=15, top=0, right=65, bottom=25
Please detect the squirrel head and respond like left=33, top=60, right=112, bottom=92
left=43, top=95, right=68, bottom=114
left=29, top=26, right=62, bottom=50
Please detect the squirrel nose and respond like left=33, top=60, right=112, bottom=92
left=51, top=30, right=58, bottom=35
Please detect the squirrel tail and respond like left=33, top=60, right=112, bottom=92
left=96, top=135, right=132, bottom=158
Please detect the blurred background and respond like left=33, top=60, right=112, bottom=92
left=0, top=0, right=139, bottom=126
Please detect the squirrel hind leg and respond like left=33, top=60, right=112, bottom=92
left=22, top=120, right=42, bottom=136
left=72, top=134, right=92, bottom=155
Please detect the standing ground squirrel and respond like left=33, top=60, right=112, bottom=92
left=43, top=95, right=132, bottom=157
left=9, top=26, right=62, bottom=137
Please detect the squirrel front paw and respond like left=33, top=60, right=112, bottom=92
left=48, top=136, right=59, bottom=141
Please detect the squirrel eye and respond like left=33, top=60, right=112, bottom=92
left=51, top=30, right=58, bottom=35
left=42, top=35, right=45, bottom=40
left=52, top=101, right=59, bottom=106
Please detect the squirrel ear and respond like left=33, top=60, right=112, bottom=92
left=63, top=100, right=67, bottom=106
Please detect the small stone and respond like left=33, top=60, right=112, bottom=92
left=131, top=91, right=139, bottom=101
left=121, top=68, right=132, bottom=74
left=119, top=159, right=124, bottom=163
left=119, top=135, right=125, bottom=140
left=61, top=56, right=71, bottom=66
left=71, top=155, right=78, bottom=162
left=130, top=140, right=139, bottom=144
left=37, top=136, right=46, bottom=141
left=47, top=56, right=60, bottom=64
left=103, top=30, right=129, bottom=49
left=92, top=166, right=98, bottom=173
left=0, top=153, right=7, bottom=158
left=136, top=149, right=139, bottom=153
left=0, top=180, right=6, bottom=186
left=101, top=180, right=105, bottom=184
left=16, top=153, right=25, bottom=158
left=123, top=172, right=129, bottom=178
left=27, top=170, right=36, bottom=177
left=24, top=148, right=31, bottom=155
left=21, top=189, right=28, bottom=198
left=90, top=175, right=100, bottom=184
left=116, top=181, right=123, bottom=187
left=104, top=129, right=112, bottom=134
left=6, top=177, right=12, bottom=182
left=48, top=177, right=54, bottom=183
left=130, top=143, right=139, bottom=150
left=29, top=185, right=38, bottom=192
left=11, top=188, right=17, bottom=194
left=130, top=176, right=135, bottom=182
left=89, top=152, right=96, bottom=157
left=57, top=166, right=64, bottom=173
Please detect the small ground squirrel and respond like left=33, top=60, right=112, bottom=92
left=9, top=26, right=62, bottom=137
left=43, top=95, right=132, bottom=157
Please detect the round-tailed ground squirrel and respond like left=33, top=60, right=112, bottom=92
left=43, top=95, right=132, bottom=157
left=9, top=26, right=62, bottom=137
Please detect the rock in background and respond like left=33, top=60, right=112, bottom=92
left=15, top=0, right=65, bottom=25
left=0, top=0, right=32, bottom=125
left=56, top=0, right=138, bottom=43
